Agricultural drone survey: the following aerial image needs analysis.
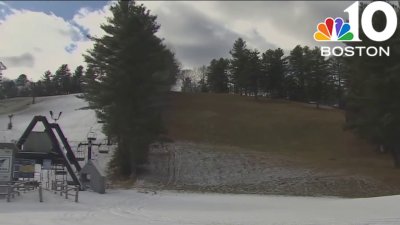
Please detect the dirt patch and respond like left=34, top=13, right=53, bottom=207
left=136, top=142, right=399, bottom=198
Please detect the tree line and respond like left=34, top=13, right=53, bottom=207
left=0, top=64, right=89, bottom=99
left=180, top=2, right=400, bottom=167
left=181, top=38, right=347, bottom=109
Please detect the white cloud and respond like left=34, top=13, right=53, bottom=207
left=0, top=10, right=82, bottom=80
left=140, top=1, right=352, bottom=65
left=72, top=2, right=114, bottom=38
left=0, top=3, right=113, bottom=81
left=0, top=1, right=357, bottom=80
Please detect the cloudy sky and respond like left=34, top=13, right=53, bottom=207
left=0, top=1, right=353, bottom=80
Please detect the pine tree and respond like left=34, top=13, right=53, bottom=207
left=345, top=2, right=400, bottom=167
left=16, top=74, right=28, bottom=87
left=42, top=70, right=55, bottom=96
left=83, top=0, right=179, bottom=177
left=261, top=48, right=286, bottom=98
left=230, top=38, right=249, bottom=95
left=244, top=49, right=262, bottom=99
left=307, top=47, right=330, bottom=108
left=32, top=80, right=45, bottom=97
left=54, top=64, right=72, bottom=94
left=206, top=58, right=229, bottom=93
left=287, top=45, right=308, bottom=101
left=2, top=79, right=18, bottom=98
left=16, top=74, right=30, bottom=97
left=72, top=65, right=84, bottom=93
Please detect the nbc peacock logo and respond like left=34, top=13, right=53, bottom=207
left=314, top=17, right=354, bottom=42
left=315, top=1, right=395, bottom=57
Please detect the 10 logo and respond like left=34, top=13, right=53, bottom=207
left=314, top=1, right=398, bottom=42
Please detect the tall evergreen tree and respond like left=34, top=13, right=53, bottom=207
left=16, top=74, right=30, bottom=97
left=207, top=58, right=229, bottom=93
left=32, top=80, right=45, bottom=98
left=83, top=0, right=179, bottom=177
left=306, top=47, right=330, bottom=108
left=16, top=74, right=28, bottom=87
left=287, top=45, right=308, bottom=101
left=345, top=2, right=400, bottom=166
left=42, top=70, right=54, bottom=96
left=54, top=64, right=72, bottom=94
left=244, top=49, right=262, bottom=99
left=261, top=48, right=286, bottom=98
left=2, top=79, right=18, bottom=98
left=230, top=38, right=249, bottom=95
left=72, top=65, right=84, bottom=93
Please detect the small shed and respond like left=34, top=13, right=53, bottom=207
left=80, top=160, right=106, bottom=194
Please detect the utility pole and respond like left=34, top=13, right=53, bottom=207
left=2, top=62, right=9, bottom=130
left=78, top=132, right=100, bottom=161
left=7, top=114, right=13, bottom=130
left=0, top=61, right=6, bottom=83
left=31, top=81, right=36, bottom=104
left=87, top=135, right=95, bottom=160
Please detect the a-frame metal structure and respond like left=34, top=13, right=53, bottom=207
left=16, top=116, right=82, bottom=187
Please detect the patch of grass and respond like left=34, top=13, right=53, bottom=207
left=164, top=92, right=400, bottom=187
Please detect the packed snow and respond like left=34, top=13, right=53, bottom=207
left=0, top=94, right=105, bottom=142
left=1, top=94, right=400, bottom=225
left=2, top=189, right=400, bottom=225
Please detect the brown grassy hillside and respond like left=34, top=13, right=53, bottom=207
left=164, top=92, right=400, bottom=186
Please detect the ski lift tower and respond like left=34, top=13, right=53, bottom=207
left=0, top=62, right=6, bottom=82
left=50, top=111, right=62, bottom=123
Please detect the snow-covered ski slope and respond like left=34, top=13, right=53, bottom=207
left=2, top=189, right=400, bottom=225
left=1, top=94, right=400, bottom=225
left=0, top=94, right=105, bottom=142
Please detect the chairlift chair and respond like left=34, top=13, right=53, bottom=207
left=98, top=144, right=109, bottom=154
left=75, top=143, right=86, bottom=161
left=87, top=131, right=97, bottom=141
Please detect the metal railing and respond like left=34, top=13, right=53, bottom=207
left=60, top=184, right=79, bottom=203
left=1, top=181, right=40, bottom=202
left=1, top=174, right=80, bottom=203
left=0, top=184, right=18, bottom=202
